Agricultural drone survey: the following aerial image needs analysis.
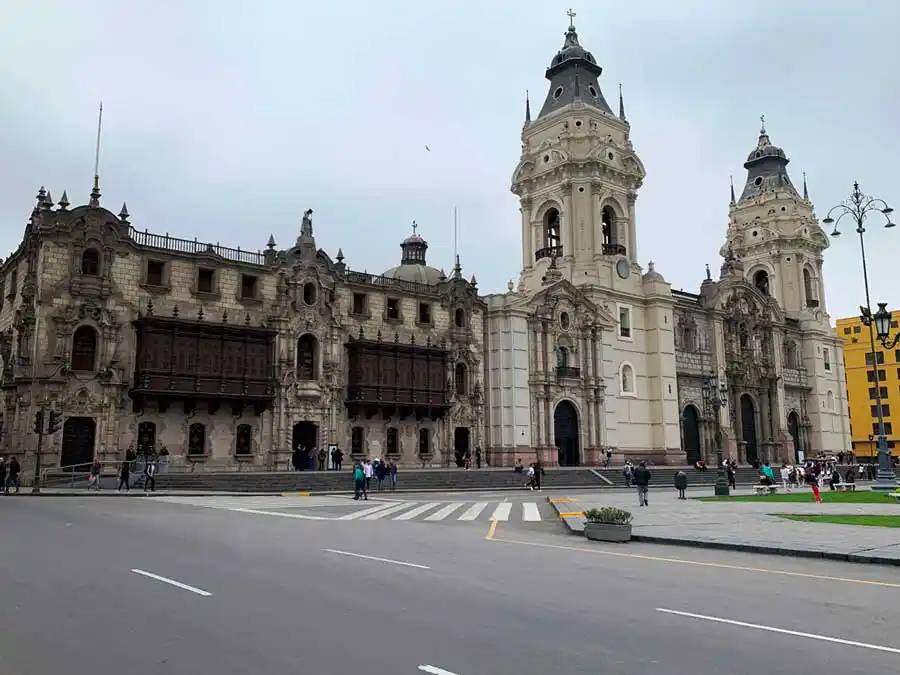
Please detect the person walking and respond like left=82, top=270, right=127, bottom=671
left=117, top=459, right=131, bottom=492
left=143, top=459, right=156, bottom=493
left=632, top=461, right=651, bottom=507
left=674, top=469, right=687, bottom=499
left=5, top=456, right=20, bottom=494
left=353, top=463, right=367, bottom=500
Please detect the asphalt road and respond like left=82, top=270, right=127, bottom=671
left=2, top=497, right=900, bottom=675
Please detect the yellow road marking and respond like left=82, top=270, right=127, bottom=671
left=487, top=536, right=900, bottom=589
left=548, top=497, right=575, bottom=503
left=281, top=492, right=311, bottom=497
left=557, top=511, right=585, bottom=518
left=485, top=520, right=498, bottom=541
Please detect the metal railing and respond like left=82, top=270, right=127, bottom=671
left=128, top=227, right=267, bottom=267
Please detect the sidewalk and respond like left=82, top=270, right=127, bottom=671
left=549, top=487, right=900, bottom=566
left=4, top=489, right=291, bottom=497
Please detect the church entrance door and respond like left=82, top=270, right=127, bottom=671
left=554, top=401, right=580, bottom=467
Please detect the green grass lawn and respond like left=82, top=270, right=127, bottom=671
left=697, top=491, right=900, bottom=504
left=777, top=514, right=900, bottom=528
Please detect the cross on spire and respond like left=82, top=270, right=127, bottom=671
left=567, top=8, right=576, bottom=28
left=412, top=220, right=418, bottom=235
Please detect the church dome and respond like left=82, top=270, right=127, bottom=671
left=642, top=261, right=665, bottom=283
left=381, top=227, right=445, bottom=285
left=738, top=118, right=799, bottom=202
left=549, top=32, right=598, bottom=70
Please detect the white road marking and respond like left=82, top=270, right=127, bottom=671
left=489, top=502, right=512, bottom=521
left=393, top=502, right=440, bottom=520
left=418, top=665, right=461, bottom=675
left=424, top=502, right=465, bottom=521
left=656, top=608, right=900, bottom=655
left=228, top=508, right=325, bottom=520
left=323, top=549, right=430, bottom=570
left=458, top=502, right=488, bottom=521
left=522, top=502, right=542, bottom=521
left=361, top=502, right=417, bottom=520
left=131, top=569, right=212, bottom=597
left=338, top=503, right=399, bottom=520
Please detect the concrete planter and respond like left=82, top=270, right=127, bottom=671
left=584, top=522, right=632, bottom=543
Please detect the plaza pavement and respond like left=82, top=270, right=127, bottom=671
left=552, top=485, right=900, bottom=565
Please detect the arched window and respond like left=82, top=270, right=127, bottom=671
left=81, top=248, right=100, bottom=276
left=351, top=426, right=364, bottom=455
left=826, top=390, right=835, bottom=412
left=454, top=308, right=466, bottom=329
left=620, top=363, right=635, bottom=395
left=418, top=428, right=431, bottom=455
left=753, top=269, right=770, bottom=296
left=386, top=427, right=399, bottom=455
left=188, top=423, right=206, bottom=455
left=783, top=339, right=798, bottom=369
left=455, top=363, right=467, bottom=396
left=803, top=268, right=817, bottom=307
left=601, top=206, right=617, bottom=249
left=556, top=346, right=569, bottom=369
left=544, top=208, right=561, bottom=254
left=71, top=326, right=98, bottom=371
left=236, top=424, right=253, bottom=455
left=296, top=334, right=318, bottom=380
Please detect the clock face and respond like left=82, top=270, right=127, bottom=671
left=616, top=258, right=630, bottom=279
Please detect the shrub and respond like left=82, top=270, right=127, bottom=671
left=583, top=506, right=633, bottom=525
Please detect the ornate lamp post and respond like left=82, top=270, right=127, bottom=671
left=702, top=373, right=730, bottom=496
left=825, top=182, right=897, bottom=490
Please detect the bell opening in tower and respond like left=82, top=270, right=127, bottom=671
left=536, top=208, right=562, bottom=261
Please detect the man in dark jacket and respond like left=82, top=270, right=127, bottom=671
left=632, top=461, right=651, bottom=507
left=5, top=457, right=20, bottom=494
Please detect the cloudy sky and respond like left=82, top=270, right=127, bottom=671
left=1, top=0, right=897, bottom=321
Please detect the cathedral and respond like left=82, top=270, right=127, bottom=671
left=0, top=17, right=849, bottom=473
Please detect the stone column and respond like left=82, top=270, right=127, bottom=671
left=733, top=387, right=746, bottom=464
left=561, top=183, right=574, bottom=259
left=520, top=198, right=533, bottom=271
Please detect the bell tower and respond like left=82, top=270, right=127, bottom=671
left=724, top=117, right=831, bottom=325
left=511, top=12, right=646, bottom=295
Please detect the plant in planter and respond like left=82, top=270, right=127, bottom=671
left=582, top=507, right=634, bottom=543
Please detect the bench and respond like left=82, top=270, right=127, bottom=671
left=835, top=483, right=857, bottom=492
left=753, top=484, right=778, bottom=495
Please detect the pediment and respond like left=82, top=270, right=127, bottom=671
left=512, top=158, right=536, bottom=185
left=713, top=281, right=783, bottom=324
left=526, top=279, right=616, bottom=328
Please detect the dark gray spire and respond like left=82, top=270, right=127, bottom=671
left=802, top=171, right=809, bottom=200
left=525, top=90, right=531, bottom=123
left=538, top=14, right=612, bottom=119
left=730, top=175, right=736, bottom=205
left=58, top=190, right=69, bottom=210
left=738, top=116, right=799, bottom=202
left=618, top=83, right=627, bottom=122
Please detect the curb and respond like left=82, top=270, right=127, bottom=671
left=545, top=496, right=900, bottom=568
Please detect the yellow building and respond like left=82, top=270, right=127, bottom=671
left=837, top=312, right=900, bottom=459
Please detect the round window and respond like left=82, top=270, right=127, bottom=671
left=543, top=155, right=550, bottom=163
left=578, top=186, right=585, bottom=193
left=754, top=176, right=763, bottom=187
left=752, top=230, right=758, bottom=237
left=553, top=86, right=563, bottom=99
left=588, top=85, right=597, bottom=97
left=575, top=120, right=583, bottom=127
left=560, top=312, right=571, bottom=330
left=607, top=152, right=614, bottom=161
left=303, top=282, right=317, bottom=306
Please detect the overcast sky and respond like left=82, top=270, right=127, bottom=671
left=1, top=0, right=897, bottom=322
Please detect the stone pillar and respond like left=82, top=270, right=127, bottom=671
left=733, top=388, right=746, bottom=464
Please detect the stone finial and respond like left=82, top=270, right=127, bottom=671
left=470, top=274, right=477, bottom=286
left=36, top=186, right=46, bottom=204
left=336, top=248, right=345, bottom=262
left=58, top=191, right=70, bottom=210
left=119, top=203, right=130, bottom=222
left=42, top=191, right=54, bottom=210
left=267, top=234, right=276, bottom=249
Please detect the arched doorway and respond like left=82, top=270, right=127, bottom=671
left=554, top=400, right=580, bottom=467
left=454, top=427, right=470, bottom=466
left=682, top=405, right=702, bottom=465
left=60, top=417, right=97, bottom=470
left=741, top=394, right=759, bottom=467
left=788, top=411, right=802, bottom=463
left=291, top=421, right=318, bottom=470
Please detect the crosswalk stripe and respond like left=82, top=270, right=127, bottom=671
left=490, top=502, right=512, bottom=521
left=424, top=503, right=465, bottom=521
left=393, top=502, right=441, bottom=521
left=458, top=502, right=488, bottom=521
left=338, top=503, right=399, bottom=520
left=361, top=502, right=416, bottom=520
left=522, top=502, right=542, bottom=521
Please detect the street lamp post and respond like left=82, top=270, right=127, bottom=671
left=702, top=373, right=730, bottom=496
left=824, top=182, right=897, bottom=490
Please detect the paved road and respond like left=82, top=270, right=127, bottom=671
left=145, top=492, right=557, bottom=527
left=3, top=497, right=900, bottom=674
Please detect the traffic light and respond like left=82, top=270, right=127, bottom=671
left=33, top=409, right=44, bottom=435
left=47, top=410, right=63, bottom=434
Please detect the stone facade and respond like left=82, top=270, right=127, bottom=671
left=0, top=185, right=485, bottom=471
